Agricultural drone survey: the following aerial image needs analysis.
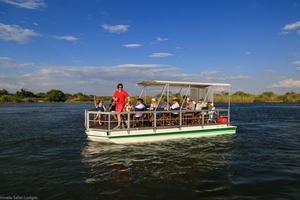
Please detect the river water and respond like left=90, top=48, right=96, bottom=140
left=0, top=103, right=299, bottom=199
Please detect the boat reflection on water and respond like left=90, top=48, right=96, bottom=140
left=81, top=135, right=235, bottom=199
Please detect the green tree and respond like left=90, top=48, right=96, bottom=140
left=66, top=92, right=91, bottom=102
left=281, top=92, right=300, bottom=103
left=0, top=95, right=18, bottom=103
left=46, top=89, right=66, bottom=102
left=255, top=91, right=280, bottom=102
left=15, top=88, right=35, bottom=98
left=0, top=89, right=9, bottom=96
left=232, top=91, right=252, bottom=97
left=36, top=92, right=46, bottom=98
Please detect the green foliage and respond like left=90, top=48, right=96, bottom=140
left=254, top=91, right=281, bottom=102
left=0, top=89, right=9, bottom=96
left=281, top=92, right=300, bottom=103
left=16, top=88, right=35, bottom=98
left=230, top=91, right=255, bottom=103
left=0, top=95, right=18, bottom=103
left=36, top=92, right=46, bottom=98
left=232, top=91, right=252, bottom=97
left=66, top=92, right=92, bottom=102
left=0, top=88, right=299, bottom=103
left=46, top=89, right=66, bottom=102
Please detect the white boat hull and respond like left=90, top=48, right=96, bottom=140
left=85, top=125, right=236, bottom=144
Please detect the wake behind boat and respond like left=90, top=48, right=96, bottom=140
left=85, top=80, right=237, bottom=144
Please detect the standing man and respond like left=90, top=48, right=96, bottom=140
left=113, top=83, right=130, bottom=129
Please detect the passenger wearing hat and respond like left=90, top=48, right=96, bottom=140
left=170, top=97, right=180, bottom=114
left=150, top=98, right=158, bottom=111
left=196, top=98, right=206, bottom=111
left=187, top=97, right=196, bottom=110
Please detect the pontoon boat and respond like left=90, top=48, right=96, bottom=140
left=84, top=80, right=237, bottom=144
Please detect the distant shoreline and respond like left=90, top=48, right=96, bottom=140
left=1, top=89, right=299, bottom=103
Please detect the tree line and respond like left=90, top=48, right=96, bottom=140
left=214, top=91, right=300, bottom=103
left=0, top=88, right=299, bottom=103
left=0, top=88, right=111, bottom=103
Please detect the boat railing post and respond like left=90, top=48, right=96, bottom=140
left=202, top=111, right=204, bottom=128
left=84, top=109, right=87, bottom=128
left=87, top=111, right=90, bottom=129
left=179, top=110, right=182, bottom=129
left=127, top=112, right=130, bottom=134
left=108, top=113, right=111, bottom=134
left=154, top=111, right=157, bottom=132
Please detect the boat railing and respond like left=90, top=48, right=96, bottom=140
left=85, top=108, right=230, bottom=133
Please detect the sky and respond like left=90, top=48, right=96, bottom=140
left=0, top=0, right=300, bottom=95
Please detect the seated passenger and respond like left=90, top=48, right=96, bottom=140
left=196, top=98, right=206, bottom=111
left=150, top=98, right=158, bottom=110
left=108, top=98, right=118, bottom=121
left=187, top=97, right=196, bottom=110
left=124, top=101, right=134, bottom=112
left=135, top=98, right=145, bottom=118
left=170, top=97, right=180, bottom=114
left=93, top=96, right=106, bottom=125
left=161, top=99, right=170, bottom=110
left=108, top=98, right=116, bottom=112
left=207, top=101, right=216, bottom=123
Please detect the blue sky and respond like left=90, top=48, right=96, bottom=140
left=0, top=0, right=300, bottom=95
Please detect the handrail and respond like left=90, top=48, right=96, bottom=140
left=86, top=108, right=229, bottom=115
left=85, top=108, right=230, bottom=134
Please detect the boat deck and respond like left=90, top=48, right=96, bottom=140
left=85, top=109, right=236, bottom=143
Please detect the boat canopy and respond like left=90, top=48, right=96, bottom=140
left=137, top=80, right=230, bottom=88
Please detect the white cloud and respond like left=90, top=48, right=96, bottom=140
left=19, top=63, right=186, bottom=94
left=53, top=35, right=78, bottom=42
left=245, top=51, right=252, bottom=55
left=0, top=57, right=33, bottom=67
left=200, top=70, right=218, bottom=76
left=282, top=21, right=300, bottom=31
left=123, top=43, right=141, bottom=48
left=156, top=37, right=168, bottom=42
left=149, top=52, right=173, bottom=58
left=0, top=23, right=38, bottom=43
left=101, top=24, right=129, bottom=34
left=0, top=0, right=46, bottom=9
left=0, top=62, right=255, bottom=94
left=292, top=61, right=300, bottom=70
left=272, top=79, right=300, bottom=88
left=205, top=75, right=250, bottom=81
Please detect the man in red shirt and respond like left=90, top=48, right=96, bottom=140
left=113, top=83, right=130, bottom=129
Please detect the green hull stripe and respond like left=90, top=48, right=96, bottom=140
left=109, top=127, right=236, bottom=139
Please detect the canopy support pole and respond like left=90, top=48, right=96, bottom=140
left=180, top=85, right=190, bottom=110
left=167, top=83, right=170, bottom=107
left=156, top=84, right=167, bottom=111
left=144, top=87, right=147, bottom=104
left=139, top=86, right=145, bottom=98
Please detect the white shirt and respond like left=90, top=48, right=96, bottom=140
left=135, top=104, right=145, bottom=117
left=196, top=102, right=206, bottom=111
left=170, top=102, right=180, bottom=110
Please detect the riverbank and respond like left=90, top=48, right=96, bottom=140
left=1, top=89, right=300, bottom=103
